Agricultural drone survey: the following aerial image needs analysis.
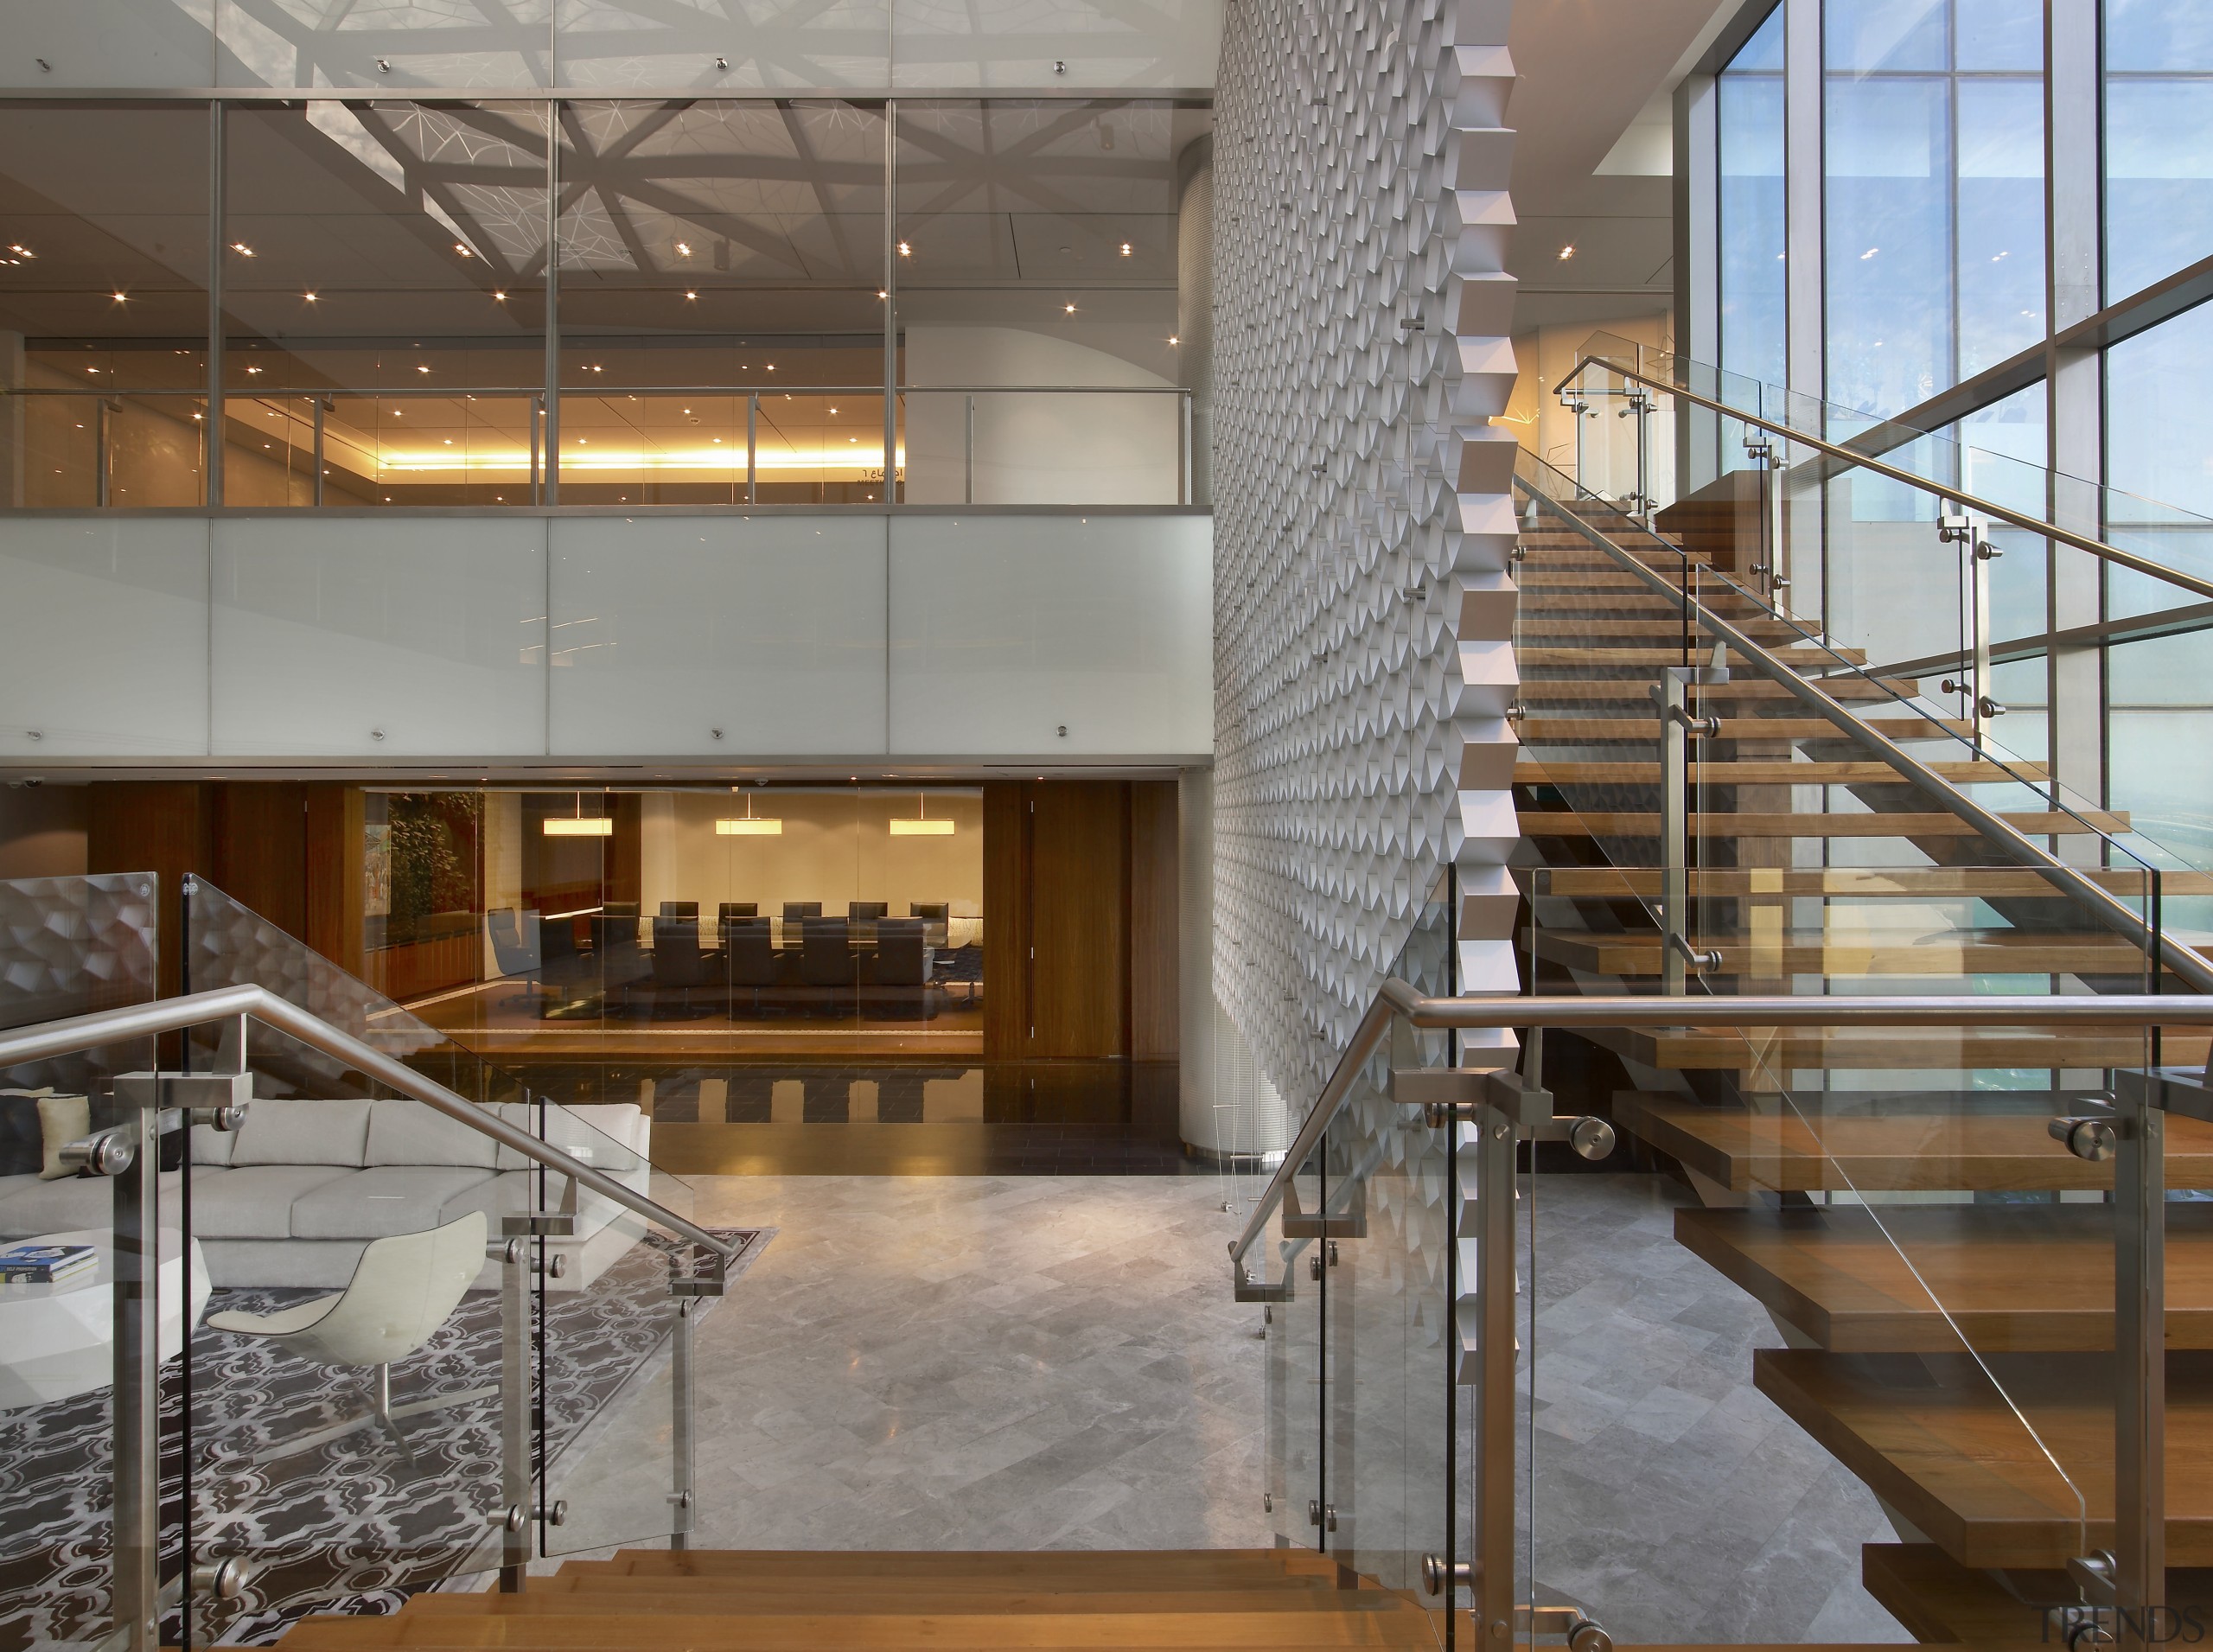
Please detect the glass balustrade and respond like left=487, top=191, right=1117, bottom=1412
left=0, top=875, right=164, bottom=1652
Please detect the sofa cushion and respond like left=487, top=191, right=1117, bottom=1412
left=291, top=1166, right=500, bottom=1241
left=437, top=1168, right=630, bottom=1241
left=0, top=1168, right=182, bottom=1240
left=187, top=1164, right=354, bottom=1240
left=365, top=1099, right=503, bottom=1170
left=229, top=1100, right=373, bottom=1169
left=37, top=1094, right=91, bottom=1179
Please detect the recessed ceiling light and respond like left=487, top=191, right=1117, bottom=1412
left=454, top=242, right=474, bottom=257
left=685, top=290, right=697, bottom=300
left=493, top=290, right=507, bottom=301
left=7, top=244, right=32, bottom=258
left=1064, top=303, right=1076, bottom=313
left=1556, top=244, right=1574, bottom=260
left=230, top=242, right=255, bottom=257
left=1170, top=335, right=1180, bottom=345
left=303, top=290, right=318, bottom=302
left=898, top=240, right=912, bottom=256
left=1119, top=242, right=1132, bottom=255
left=676, top=241, right=692, bottom=256
left=110, top=291, right=127, bottom=303
left=416, top=364, right=430, bottom=373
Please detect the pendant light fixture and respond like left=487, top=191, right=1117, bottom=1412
left=890, top=791, right=954, bottom=836
left=543, top=792, right=613, bottom=836
left=717, top=788, right=782, bottom=835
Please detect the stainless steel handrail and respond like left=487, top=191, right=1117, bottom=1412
left=1517, top=465, right=2213, bottom=1001
left=1228, top=983, right=2213, bottom=1274
left=1566, top=348, right=2213, bottom=604
left=0, top=982, right=737, bottom=1260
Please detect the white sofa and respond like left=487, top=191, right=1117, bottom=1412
left=0, top=1097, right=653, bottom=1292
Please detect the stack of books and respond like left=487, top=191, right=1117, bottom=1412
left=0, top=1241, right=99, bottom=1288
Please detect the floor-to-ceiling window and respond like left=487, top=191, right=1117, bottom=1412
left=1717, top=5, right=1787, bottom=393
left=2104, top=0, right=2213, bottom=303
left=1823, top=0, right=2043, bottom=418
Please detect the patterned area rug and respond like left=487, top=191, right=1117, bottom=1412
left=0, top=1227, right=770, bottom=1649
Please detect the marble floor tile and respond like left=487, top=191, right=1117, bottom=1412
left=544, top=1170, right=1909, bottom=1646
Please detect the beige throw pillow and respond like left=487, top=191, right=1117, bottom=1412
left=37, top=1094, right=92, bottom=1180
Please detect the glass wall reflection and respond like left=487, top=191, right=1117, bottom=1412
left=365, top=786, right=985, bottom=1061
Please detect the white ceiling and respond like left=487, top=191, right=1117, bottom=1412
left=1505, top=0, right=1742, bottom=334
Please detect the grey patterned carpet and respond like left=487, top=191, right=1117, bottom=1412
left=0, top=1227, right=769, bottom=1649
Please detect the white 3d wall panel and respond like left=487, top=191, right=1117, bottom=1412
left=1209, top=0, right=1520, bottom=1104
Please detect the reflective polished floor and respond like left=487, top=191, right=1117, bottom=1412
left=512, top=1060, right=1192, bottom=1175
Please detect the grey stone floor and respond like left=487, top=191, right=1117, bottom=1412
left=1521, top=1174, right=1910, bottom=1644
left=676, top=1174, right=1272, bottom=1550
left=545, top=1171, right=1911, bottom=1642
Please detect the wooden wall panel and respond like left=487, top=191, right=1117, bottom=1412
left=608, top=793, right=644, bottom=908
left=982, top=781, right=1029, bottom=1059
left=1128, top=780, right=1179, bottom=1061
left=86, top=781, right=211, bottom=997
left=210, top=782, right=308, bottom=939
left=304, top=784, right=365, bottom=972
left=1029, top=781, right=1129, bottom=1060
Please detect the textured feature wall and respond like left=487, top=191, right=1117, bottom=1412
left=1209, top=0, right=1520, bottom=1103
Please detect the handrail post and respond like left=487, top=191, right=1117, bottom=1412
left=1660, top=670, right=1689, bottom=994
left=670, top=1298, right=696, bottom=1552
left=498, top=1234, right=532, bottom=1592
left=112, top=1073, right=160, bottom=1652
left=747, top=393, right=756, bottom=505
left=1470, top=1094, right=1515, bottom=1647
left=964, top=393, right=973, bottom=506
left=2114, top=1078, right=2165, bottom=1644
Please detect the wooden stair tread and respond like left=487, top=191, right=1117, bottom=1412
left=1521, top=647, right=1865, bottom=667
left=1861, top=1543, right=2213, bottom=1643
left=1517, top=718, right=1981, bottom=741
left=1601, top=1024, right=2210, bottom=1071
left=1616, top=1092, right=2213, bottom=1190
left=272, top=1610, right=1438, bottom=1649
left=1676, top=1202, right=2213, bottom=1350
left=1517, top=759, right=2050, bottom=785
left=411, top=1588, right=1401, bottom=1616
left=570, top=1550, right=1330, bottom=1579
left=1526, top=866, right=2211, bottom=897
left=1755, top=1349, right=2213, bottom=1569
left=1519, top=808, right=2133, bottom=838
left=1536, top=928, right=2178, bottom=978
left=1521, top=679, right=1915, bottom=701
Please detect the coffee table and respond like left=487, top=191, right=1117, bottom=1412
left=0, top=1228, right=213, bottom=1409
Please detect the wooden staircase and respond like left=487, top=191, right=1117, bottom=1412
left=1511, top=483, right=2210, bottom=1640
left=270, top=1551, right=1448, bottom=1649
